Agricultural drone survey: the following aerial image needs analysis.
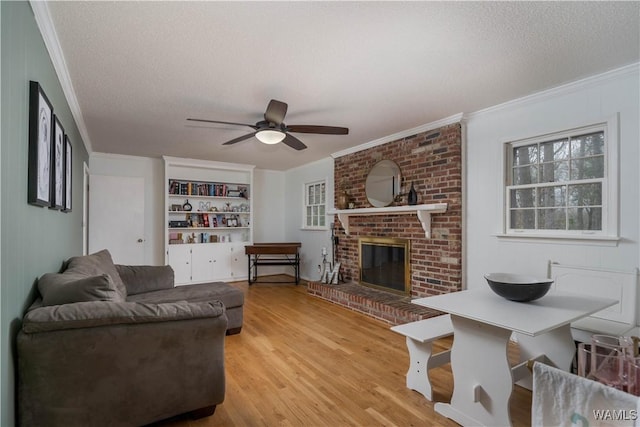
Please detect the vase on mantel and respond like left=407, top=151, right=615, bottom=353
left=337, top=191, right=351, bottom=210
left=407, top=182, right=418, bottom=205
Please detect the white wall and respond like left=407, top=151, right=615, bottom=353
left=89, top=153, right=164, bottom=265
left=250, top=168, right=289, bottom=277
left=252, top=169, right=285, bottom=242
left=465, top=65, right=639, bottom=291
left=284, top=157, right=335, bottom=282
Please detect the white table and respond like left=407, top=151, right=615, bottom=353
left=413, top=289, right=617, bottom=427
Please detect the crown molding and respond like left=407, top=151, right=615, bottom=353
left=331, top=112, right=466, bottom=159
left=467, top=62, right=640, bottom=120
left=30, top=0, right=93, bottom=154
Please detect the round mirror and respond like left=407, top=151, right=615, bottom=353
left=365, top=160, right=401, bottom=207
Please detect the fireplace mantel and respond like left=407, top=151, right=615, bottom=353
left=328, top=203, right=448, bottom=238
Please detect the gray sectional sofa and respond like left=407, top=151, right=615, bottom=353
left=17, top=249, right=244, bottom=427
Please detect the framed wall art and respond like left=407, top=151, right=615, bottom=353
left=63, top=135, right=72, bottom=212
left=28, top=81, right=54, bottom=207
left=50, top=115, right=65, bottom=210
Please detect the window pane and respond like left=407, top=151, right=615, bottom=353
left=540, top=161, right=569, bottom=183
left=507, top=125, right=608, bottom=235
left=568, top=207, right=602, bottom=230
left=319, top=205, right=325, bottom=217
left=568, top=183, right=602, bottom=206
left=510, top=209, right=535, bottom=229
left=306, top=207, right=311, bottom=226
left=510, top=188, right=535, bottom=208
left=513, top=144, right=538, bottom=166
left=571, top=132, right=604, bottom=158
left=319, top=216, right=325, bottom=227
left=570, top=156, right=604, bottom=180
left=538, top=185, right=566, bottom=207
left=308, top=186, right=313, bottom=203
left=538, top=208, right=566, bottom=230
left=540, top=139, right=569, bottom=162
left=320, top=183, right=325, bottom=203
left=513, top=165, right=538, bottom=185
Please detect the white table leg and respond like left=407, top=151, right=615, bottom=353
left=515, top=323, right=575, bottom=389
left=435, top=315, right=514, bottom=427
left=405, top=337, right=434, bottom=400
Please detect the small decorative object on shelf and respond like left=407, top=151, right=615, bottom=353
left=337, top=190, right=351, bottom=210
left=408, top=182, right=418, bottom=205
left=182, top=199, right=192, bottom=211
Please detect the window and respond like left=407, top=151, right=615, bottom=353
left=504, top=119, right=618, bottom=239
left=304, top=180, right=326, bottom=229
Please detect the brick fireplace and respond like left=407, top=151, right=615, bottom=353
left=308, top=122, right=463, bottom=324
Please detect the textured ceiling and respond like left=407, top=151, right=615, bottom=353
left=45, top=1, right=639, bottom=170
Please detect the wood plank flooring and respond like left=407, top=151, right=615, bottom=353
left=152, top=277, right=532, bottom=426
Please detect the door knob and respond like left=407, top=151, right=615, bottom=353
left=137, top=238, right=144, bottom=243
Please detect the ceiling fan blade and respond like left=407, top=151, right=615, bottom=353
left=264, top=100, right=288, bottom=125
left=286, top=125, right=349, bottom=135
left=222, top=132, right=257, bottom=146
left=281, top=134, right=307, bottom=151
left=187, top=118, right=258, bottom=130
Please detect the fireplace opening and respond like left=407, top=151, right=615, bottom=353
left=359, top=237, right=410, bottom=295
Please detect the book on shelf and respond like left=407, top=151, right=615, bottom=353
left=168, top=179, right=247, bottom=198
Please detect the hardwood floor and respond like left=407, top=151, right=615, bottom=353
left=154, top=276, right=532, bottom=426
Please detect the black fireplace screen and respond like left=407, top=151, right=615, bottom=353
left=359, top=238, right=409, bottom=294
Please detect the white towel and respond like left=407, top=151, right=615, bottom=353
left=533, top=362, right=640, bottom=426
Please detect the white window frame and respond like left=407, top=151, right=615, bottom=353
left=302, top=179, right=328, bottom=230
left=499, top=115, right=619, bottom=244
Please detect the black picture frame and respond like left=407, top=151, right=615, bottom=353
left=63, top=135, right=72, bottom=212
left=28, top=81, right=54, bottom=207
left=50, top=115, right=65, bottom=210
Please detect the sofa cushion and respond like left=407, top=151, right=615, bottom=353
left=127, top=282, right=244, bottom=309
left=38, top=274, right=121, bottom=306
left=116, top=264, right=174, bottom=295
left=65, top=249, right=127, bottom=300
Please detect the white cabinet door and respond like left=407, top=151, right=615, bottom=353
left=191, top=244, right=215, bottom=283
left=168, top=245, right=192, bottom=285
left=229, top=244, right=247, bottom=280
left=209, top=244, right=232, bottom=281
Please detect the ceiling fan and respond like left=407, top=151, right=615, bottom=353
left=187, top=99, right=349, bottom=150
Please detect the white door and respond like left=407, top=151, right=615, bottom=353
left=89, top=175, right=145, bottom=264
left=168, top=245, right=192, bottom=285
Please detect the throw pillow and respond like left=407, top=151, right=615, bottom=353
left=65, top=249, right=127, bottom=300
left=38, top=273, right=120, bottom=306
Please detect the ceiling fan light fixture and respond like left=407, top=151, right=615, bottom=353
left=255, top=129, right=286, bottom=144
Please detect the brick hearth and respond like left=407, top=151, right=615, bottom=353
left=307, top=281, right=443, bottom=325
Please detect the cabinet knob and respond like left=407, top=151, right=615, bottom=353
left=137, top=238, right=144, bottom=243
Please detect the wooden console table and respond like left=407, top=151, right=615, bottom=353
left=245, top=242, right=301, bottom=285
